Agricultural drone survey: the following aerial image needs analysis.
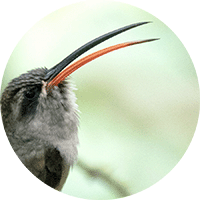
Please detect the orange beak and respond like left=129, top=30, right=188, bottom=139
left=44, top=22, right=159, bottom=89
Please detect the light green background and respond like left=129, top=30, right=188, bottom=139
left=1, top=0, right=199, bottom=199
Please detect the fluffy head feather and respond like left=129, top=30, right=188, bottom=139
left=1, top=68, right=79, bottom=165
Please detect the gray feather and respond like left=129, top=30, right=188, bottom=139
left=1, top=68, right=79, bottom=190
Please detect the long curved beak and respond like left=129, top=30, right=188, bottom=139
left=44, top=22, right=159, bottom=88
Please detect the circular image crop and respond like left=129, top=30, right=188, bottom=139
left=1, top=1, right=199, bottom=199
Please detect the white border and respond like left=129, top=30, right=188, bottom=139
left=0, top=1, right=199, bottom=200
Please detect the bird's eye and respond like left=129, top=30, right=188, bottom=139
left=25, top=87, right=40, bottom=99
left=25, top=90, right=36, bottom=99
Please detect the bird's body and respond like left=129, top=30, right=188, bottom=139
left=1, top=22, right=158, bottom=190
left=1, top=68, right=79, bottom=190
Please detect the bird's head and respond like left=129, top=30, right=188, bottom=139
left=1, top=22, right=158, bottom=144
left=1, top=67, right=78, bottom=144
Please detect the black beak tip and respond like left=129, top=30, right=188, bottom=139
left=150, top=38, right=160, bottom=41
left=44, top=21, right=157, bottom=82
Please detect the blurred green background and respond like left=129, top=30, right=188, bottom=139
left=1, top=0, right=199, bottom=199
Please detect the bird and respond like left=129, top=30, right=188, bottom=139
left=1, top=22, right=158, bottom=191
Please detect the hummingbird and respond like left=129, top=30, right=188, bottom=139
left=1, top=22, right=158, bottom=191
